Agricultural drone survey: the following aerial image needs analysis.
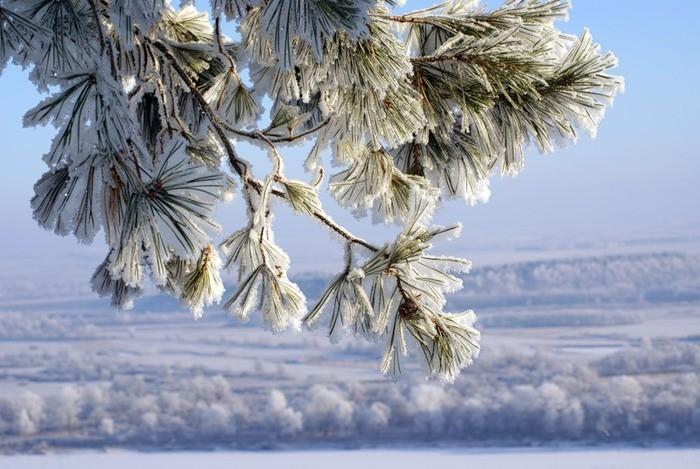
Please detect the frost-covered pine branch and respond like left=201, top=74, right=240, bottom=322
left=0, top=0, right=622, bottom=381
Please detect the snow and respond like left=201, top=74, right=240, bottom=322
left=0, top=244, right=699, bottom=450
left=3, top=448, right=700, bottom=469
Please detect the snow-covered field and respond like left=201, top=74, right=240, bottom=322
left=4, top=448, right=700, bottom=469
left=1, top=238, right=699, bottom=454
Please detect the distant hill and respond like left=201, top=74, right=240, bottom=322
left=2, top=252, right=698, bottom=313
left=450, top=252, right=700, bottom=309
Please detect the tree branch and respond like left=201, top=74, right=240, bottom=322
left=220, top=118, right=330, bottom=144
left=268, top=119, right=331, bottom=143
left=214, top=16, right=238, bottom=73
left=153, top=40, right=379, bottom=253
left=152, top=40, right=250, bottom=181
left=384, top=14, right=440, bottom=26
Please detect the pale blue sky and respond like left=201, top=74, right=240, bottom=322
left=0, top=1, right=698, bottom=272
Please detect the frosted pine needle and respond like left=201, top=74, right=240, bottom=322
left=3, top=0, right=621, bottom=381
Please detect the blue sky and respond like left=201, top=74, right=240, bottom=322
left=0, top=0, right=698, bottom=271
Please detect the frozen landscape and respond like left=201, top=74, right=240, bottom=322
left=0, top=0, right=697, bottom=466
left=1, top=235, right=699, bottom=465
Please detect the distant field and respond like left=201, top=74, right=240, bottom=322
left=0, top=250, right=699, bottom=452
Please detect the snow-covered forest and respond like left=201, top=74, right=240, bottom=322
left=1, top=250, right=699, bottom=452
left=453, top=252, right=700, bottom=308
left=1, top=343, right=699, bottom=449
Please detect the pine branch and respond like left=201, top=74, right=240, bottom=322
left=152, top=40, right=250, bottom=179
left=2, top=0, right=620, bottom=380
left=153, top=39, right=378, bottom=253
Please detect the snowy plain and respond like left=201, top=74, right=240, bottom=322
left=0, top=234, right=699, bottom=464
left=4, top=448, right=700, bottom=469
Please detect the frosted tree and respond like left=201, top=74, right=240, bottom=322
left=0, top=0, right=622, bottom=381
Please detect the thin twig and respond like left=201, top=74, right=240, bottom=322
left=384, top=14, right=439, bottom=26
left=214, top=16, right=238, bottom=73
left=220, top=118, right=330, bottom=144
left=269, top=119, right=331, bottom=143
left=254, top=131, right=379, bottom=253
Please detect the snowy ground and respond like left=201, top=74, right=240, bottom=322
left=4, top=448, right=700, bottom=469
left=0, top=235, right=699, bottom=453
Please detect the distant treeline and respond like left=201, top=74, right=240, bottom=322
left=478, top=310, right=642, bottom=328
left=1, top=343, right=699, bottom=451
left=451, top=252, right=700, bottom=309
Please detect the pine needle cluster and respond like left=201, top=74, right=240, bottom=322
left=0, top=0, right=622, bottom=380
